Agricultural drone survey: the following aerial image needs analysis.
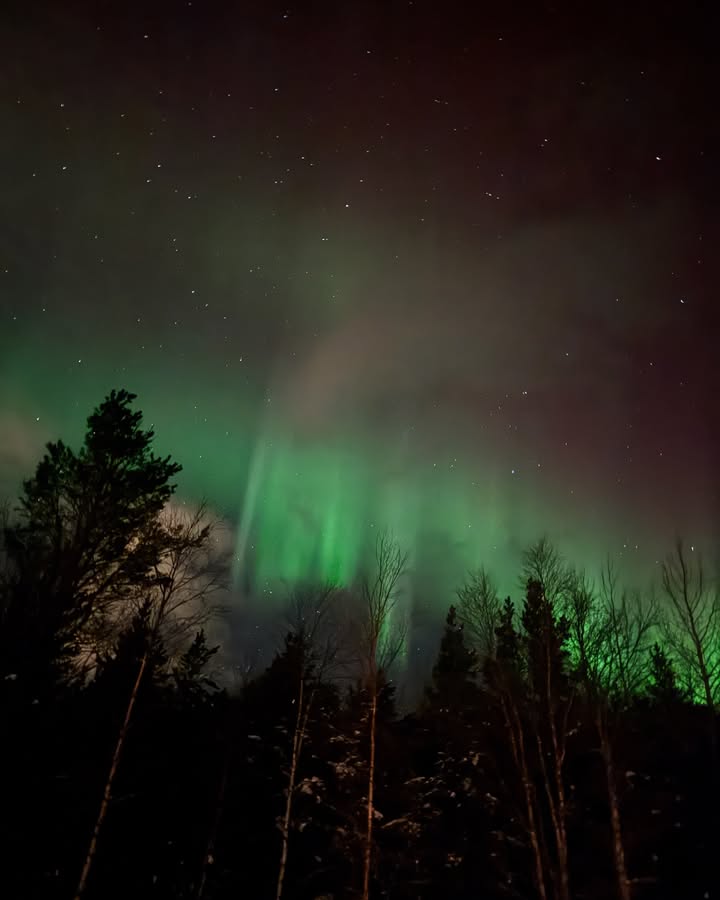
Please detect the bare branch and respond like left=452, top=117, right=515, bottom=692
left=522, top=537, right=572, bottom=607
left=355, top=532, right=408, bottom=900
left=661, top=540, right=720, bottom=709
left=359, top=532, right=408, bottom=678
left=456, top=566, right=501, bottom=659
left=598, top=558, right=656, bottom=706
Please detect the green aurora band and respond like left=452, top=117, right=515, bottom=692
left=2, top=311, right=712, bottom=659
left=0, top=347, right=677, bottom=600
left=232, top=431, right=634, bottom=616
left=2, top=355, right=717, bottom=692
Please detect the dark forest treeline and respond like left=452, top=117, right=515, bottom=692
left=0, top=391, right=718, bottom=900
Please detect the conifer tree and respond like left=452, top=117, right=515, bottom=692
left=1, top=389, right=181, bottom=698
left=172, top=630, right=221, bottom=707
left=647, top=642, right=685, bottom=707
left=428, top=605, right=477, bottom=710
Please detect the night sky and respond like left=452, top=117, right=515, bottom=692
left=1, top=1, right=718, bottom=672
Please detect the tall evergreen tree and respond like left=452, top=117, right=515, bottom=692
left=172, top=629, right=221, bottom=708
left=428, top=605, right=477, bottom=710
left=495, top=596, right=521, bottom=669
left=0, top=389, right=181, bottom=698
left=647, top=642, right=685, bottom=707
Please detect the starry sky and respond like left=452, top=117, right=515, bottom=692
left=1, top=1, right=718, bottom=673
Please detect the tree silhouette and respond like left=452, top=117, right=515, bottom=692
left=273, top=584, right=339, bottom=900
left=521, top=578, right=573, bottom=900
left=456, top=566, right=502, bottom=659
left=661, top=542, right=719, bottom=713
left=647, top=642, right=685, bottom=708
left=484, top=593, right=549, bottom=900
left=563, top=565, right=653, bottom=900
left=356, top=533, right=407, bottom=900
left=1, top=399, right=718, bottom=900
left=74, top=503, right=223, bottom=900
left=1, top=389, right=181, bottom=700
left=427, top=604, right=477, bottom=711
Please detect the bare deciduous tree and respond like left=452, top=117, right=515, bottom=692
left=661, top=541, right=719, bottom=712
left=456, top=566, right=502, bottom=660
left=600, top=561, right=656, bottom=707
left=74, top=504, right=227, bottom=900
left=565, top=561, right=656, bottom=900
left=458, top=568, right=548, bottom=900
left=357, top=533, right=407, bottom=900
left=484, top=595, right=549, bottom=900
left=661, top=540, right=719, bottom=794
left=489, top=543, right=577, bottom=900
left=275, top=583, right=340, bottom=900
left=523, top=579, right=573, bottom=900
left=522, top=537, right=573, bottom=608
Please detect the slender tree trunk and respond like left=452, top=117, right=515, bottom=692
left=502, top=695, right=547, bottom=900
left=276, top=677, right=305, bottom=900
left=545, top=668, right=570, bottom=900
left=534, top=729, right=568, bottom=900
left=520, top=738, right=547, bottom=900
left=195, top=733, right=232, bottom=900
left=553, top=769, right=570, bottom=900
left=531, top=645, right=570, bottom=900
left=597, top=713, right=631, bottom=900
left=74, top=652, right=148, bottom=900
left=362, top=683, right=378, bottom=900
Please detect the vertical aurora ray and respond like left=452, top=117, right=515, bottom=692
left=228, top=422, right=628, bottom=609
left=234, top=436, right=372, bottom=590
left=0, top=326, right=680, bottom=643
left=232, top=436, right=268, bottom=587
left=227, top=425, right=556, bottom=677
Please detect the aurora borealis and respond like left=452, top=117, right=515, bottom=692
left=1, top=1, right=718, bottom=672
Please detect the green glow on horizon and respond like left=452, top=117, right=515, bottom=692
left=1, top=344, right=692, bottom=637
